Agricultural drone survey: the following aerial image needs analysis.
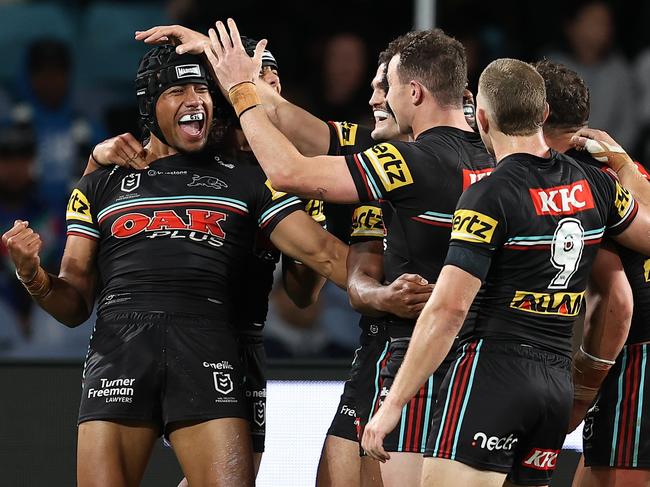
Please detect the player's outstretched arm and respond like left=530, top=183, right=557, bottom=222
left=2, top=221, right=97, bottom=327
left=573, top=127, right=650, bottom=207
left=361, top=265, right=481, bottom=462
left=347, top=241, right=433, bottom=319
left=135, top=25, right=209, bottom=55
left=270, top=211, right=348, bottom=289
left=83, top=133, right=148, bottom=175
left=203, top=19, right=359, bottom=203
left=569, top=243, right=632, bottom=432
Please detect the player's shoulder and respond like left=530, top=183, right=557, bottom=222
left=416, top=126, right=485, bottom=153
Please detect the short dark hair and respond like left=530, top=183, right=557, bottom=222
left=479, top=58, right=546, bottom=136
left=386, top=29, right=467, bottom=108
left=533, top=59, right=590, bottom=130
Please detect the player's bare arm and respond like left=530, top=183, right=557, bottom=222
left=270, top=211, right=348, bottom=289
left=135, top=24, right=209, bottom=55
left=570, top=242, right=633, bottom=431
left=203, top=19, right=358, bottom=203
left=282, top=257, right=326, bottom=308
left=361, top=265, right=481, bottom=462
left=2, top=221, right=97, bottom=326
left=573, top=127, right=650, bottom=207
left=84, top=133, right=149, bottom=175
left=347, top=240, right=432, bottom=319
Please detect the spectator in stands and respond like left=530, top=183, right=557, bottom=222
left=548, top=1, right=637, bottom=149
left=0, top=117, right=65, bottom=339
left=13, top=38, right=105, bottom=207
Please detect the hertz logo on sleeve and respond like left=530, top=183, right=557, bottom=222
left=265, top=179, right=287, bottom=201
left=66, top=189, right=93, bottom=223
left=333, top=121, right=359, bottom=147
left=510, top=291, right=584, bottom=316
left=644, top=259, right=650, bottom=282
left=304, top=199, right=326, bottom=225
left=351, top=205, right=384, bottom=238
left=363, top=143, right=414, bottom=192
left=451, top=209, right=498, bottom=244
left=614, top=182, right=633, bottom=218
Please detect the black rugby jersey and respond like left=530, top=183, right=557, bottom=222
left=345, top=126, right=495, bottom=286
left=567, top=148, right=650, bottom=344
left=65, top=152, right=303, bottom=321
left=445, top=150, right=639, bottom=356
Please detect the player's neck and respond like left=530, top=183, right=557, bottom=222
left=543, top=127, right=580, bottom=154
left=491, top=130, right=551, bottom=163
left=412, top=105, right=472, bottom=139
left=146, top=135, right=179, bottom=162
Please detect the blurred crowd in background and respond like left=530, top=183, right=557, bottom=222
left=1, top=0, right=650, bottom=359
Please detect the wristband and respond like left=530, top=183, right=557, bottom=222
left=17, top=267, right=53, bottom=298
left=228, top=81, right=261, bottom=117
left=90, top=145, right=110, bottom=167
left=579, top=345, right=616, bottom=366
left=15, top=267, right=38, bottom=284
left=584, top=139, right=634, bottom=173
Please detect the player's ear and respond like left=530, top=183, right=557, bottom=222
left=541, top=102, right=550, bottom=125
left=410, top=80, right=425, bottom=106
left=476, top=107, right=489, bottom=134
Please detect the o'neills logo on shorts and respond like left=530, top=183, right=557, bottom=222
left=510, top=290, right=584, bottom=316
left=529, top=180, right=595, bottom=216
left=88, top=378, right=135, bottom=403
left=522, top=448, right=559, bottom=470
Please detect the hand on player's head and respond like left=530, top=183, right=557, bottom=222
left=571, top=127, right=634, bottom=172
left=93, top=133, right=148, bottom=170
left=135, top=25, right=209, bottom=56
left=203, top=19, right=267, bottom=92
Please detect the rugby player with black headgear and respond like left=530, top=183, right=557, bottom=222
left=362, top=58, right=650, bottom=487
left=532, top=60, right=650, bottom=487
left=202, top=20, right=494, bottom=486
left=2, top=43, right=349, bottom=487
left=85, top=38, right=325, bottom=480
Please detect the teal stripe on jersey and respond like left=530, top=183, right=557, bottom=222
left=505, top=227, right=605, bottom=243
left=258, top=197, right=302, bottom=225
left=424, top=211, right=454, bottom=219
left=633, top=345, right=647, bottom=467
left=357, top=153, right=383, bottom=200
left=98, top=195, right=248, bottom=219
left=451, top=339, right=483, bottom=459
left=368, top=342, right=390, bottom=422
left=67, top=224, right=100, bottom=237
left=433, top=343, right=468, bottom=456
left=397, top=402, right=408, bottom=451
left=420, top=374, right=435, bottom=452
left=610, top=348, right=628, bottom=466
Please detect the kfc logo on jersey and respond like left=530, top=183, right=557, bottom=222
left=121, top=173, right=141, bottom=193
left=462, top=168, right=493, bottom=190
left=529, top=180, right=595, bottom=216
left=522, top=449, right=559, bottom=471
left=213, top=372, right=234, bottom=394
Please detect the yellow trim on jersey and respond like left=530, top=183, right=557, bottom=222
left=614, top=181, right=634, bottom=219
left=350, top=205, right=384, bottom=239
left=362, top=143, right=414, bottom=193
left=305, top=199, right=326, bottom=224
left=333, top=121, right=359, bottom=147
left=644, top=258, right=650, bottom=282
left=451, top=209, right=498, bottom=244
left=510, top=290, right=584, bottom=317
left=66, top=189, right=93, bottom=223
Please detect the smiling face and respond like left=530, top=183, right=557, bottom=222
left=368, top=63, right=401, bottom=141
left=385, top=54, right=414, bottom=136
left=155, top=83, right=213, bottom=152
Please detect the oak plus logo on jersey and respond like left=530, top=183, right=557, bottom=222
left=121, top=173, right=141, bottom=193
left=351, top=205, right=384, bottom=239
left=110, top=209, right=227, bottom=248
left=529, top=180, right=595, bottom=216
left=471, top=432, right=518, bottom=451
left=510, top=290, right=584, bottom=316
left=363, top=143, right=414, bottom=192
left=451, top=209, right=498, bottom=244
left=462, top=168, right=493, bottom=190
left=522, top=448, right=560, bottom=471
left=87, top=377, right=135, bottom=403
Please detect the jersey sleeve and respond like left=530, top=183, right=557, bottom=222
left=66, top=176, right=100, bottom=241
left=327, top=121, right=374, bottom=156
left=604, top=179, right=639, bottom=236
left=349, top=203, right=385, bottom=245
left=256, top=178, right=305, bottom=238
left=444, top=179, right=508, bottom=281
left=304, top=199, right=327, bottom=228
left=344, top=141, right=417, bottom=202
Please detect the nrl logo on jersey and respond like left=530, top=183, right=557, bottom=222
left=529, top=180, right=595, bottom=216
left=121, top=173, right=141, bottom=193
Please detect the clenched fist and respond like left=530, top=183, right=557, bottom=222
left=2, top=220, right=42, bottom=281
